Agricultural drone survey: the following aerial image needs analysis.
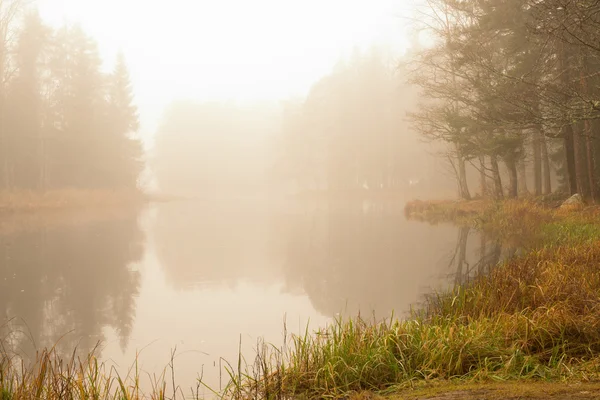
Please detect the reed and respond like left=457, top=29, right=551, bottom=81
left=0, top=344, right=203, bottom=400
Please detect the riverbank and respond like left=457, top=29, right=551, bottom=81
left=224, top=198, right=600, bottom=398
left=0, top=189, right=147, bottom=213
left=0, top=189, right=177, bottom=235
left=0, top=189, right=185, bottom=214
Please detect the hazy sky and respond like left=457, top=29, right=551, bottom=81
left=36, top=0, right=413, bottom=138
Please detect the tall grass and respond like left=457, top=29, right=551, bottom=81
left=0, top=344, right=206, bottom=400
left=406, top=198, right=600, bottom=248
left=221, top=242, right=600, bottom=399
left=216, top=201, right=600, bottom=399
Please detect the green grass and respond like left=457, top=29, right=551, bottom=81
left=217, top=200, right=600, bottom=399
left=0, top=345, right=199, bottom=400
left=539, top=221, right=600, bottom=247
left=229, top=242, right=600, bottom=397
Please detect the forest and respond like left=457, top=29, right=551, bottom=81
left=1, top=0, right=599, bottom=203
left=275, top=0, right=600, bottom=201
left=407, top=0, right=600, bottom=200
left=0, top=2, right=141, bottom=192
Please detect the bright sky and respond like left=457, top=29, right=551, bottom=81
left=36, top=0, right=414, bottom=138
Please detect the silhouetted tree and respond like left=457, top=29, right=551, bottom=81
left=278, top=47, right=424, bottom=194
left=5, top=11, right=49, bottom=189
left=0, top=8, right=143, bottom=192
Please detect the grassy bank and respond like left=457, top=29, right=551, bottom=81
left=220, top=199, right=600, bottom=398
left=3, top=198, right=600, bottom=399
left=0, top=189, right=150, bottom=213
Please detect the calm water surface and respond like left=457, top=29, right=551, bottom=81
left=0, top=198, right=508, bottom=395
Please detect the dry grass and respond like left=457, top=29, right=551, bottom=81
left=0, top=345, right=202, bottom=400
left=0, top=207, right=142, bottom=236
left=224, top=237, right=600, bottom=399
left=404, top=199, right=492, bottom=224
left=0, top=189, right=147, bottom=214
left=211, top=199, right=600, bottom=399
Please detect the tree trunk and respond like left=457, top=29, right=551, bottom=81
left=457, top=155, right=471, bottom=200
left=506, top=158, right=518, bottom=198
left=454, top=226, right=470, bottom=285
left=479, top=232, right=487, bottom=276
left=517, top=156, right=529, bottom=196
left=572, top=122, right=589, bottom=198
left=593, top=119, right=600, bottom=187
left=489, top=241, right=502, bottom=275
left=560, top=42, right=577, bottom=195
left=564, top=123, right=577, bottom=195
left=0, top=28, right=5, bottom=190
left=532, top=129, right=542, bottom=196
left=540, top=132, right=552, bottom=194
left=580, top=63, right=596, bottom=201
left=0, top=128, right=6, bottom=189
left=490, top=155, right=503, bottom=199
left=584, top=119, right=596, bottom=202
left=478, top=155, right=487, bottom=198
left=0, top=75, right=6, bottom=190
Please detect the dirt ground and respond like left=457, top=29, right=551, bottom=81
left=349, top=382, right=600, bottom=400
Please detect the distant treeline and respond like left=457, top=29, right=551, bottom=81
left=0, top=2, right=141, bottom=191
left=276, top=48, right=431, bottom=193
left=153, top=101, right=278, bottom=197
left=408, top=0, right=600, bottom=200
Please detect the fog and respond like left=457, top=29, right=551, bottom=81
left=151, top=50, right=456, bottom=199
left=5, top=0, right=594, bottom=394
left=37, top=0, right=414, bottom=141
left=153, top=101, right=279, bottom=198
left=0, top=0, right=456, bottom=199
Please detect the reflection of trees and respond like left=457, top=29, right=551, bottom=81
left=276, top=199, right=464, bottom=318
left=153, top=201, right=283, bottom=290
left=0, top=209, right=144, bottom=360
left=277, top=200, right=515, bottom=319
left=449, top=228, right=510, bottom=286
left=152, top=198, right=512, bottom=321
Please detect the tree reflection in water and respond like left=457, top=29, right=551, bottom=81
left=0, top=209, right=144, bottom=362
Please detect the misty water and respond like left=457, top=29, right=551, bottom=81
left=0, top=198, right=510, bottom=394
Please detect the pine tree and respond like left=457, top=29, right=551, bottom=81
left=6, top=11, right=50, bottom=189
left=47, top=25, right=105, bottom=188
left=105, top=52, right=142, bottom=189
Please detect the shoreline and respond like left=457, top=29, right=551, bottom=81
left=0, top=189, right=185, bottom=214
left=0, top=189, right=146, bottom=213
left=230, top=198, right=600, bottom=398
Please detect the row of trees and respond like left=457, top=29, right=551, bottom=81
left=275, top=48, right=451, bottom=194
left=409, top=0, right=600, bottom=200
left=0, top=2, right=141, bottom=191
